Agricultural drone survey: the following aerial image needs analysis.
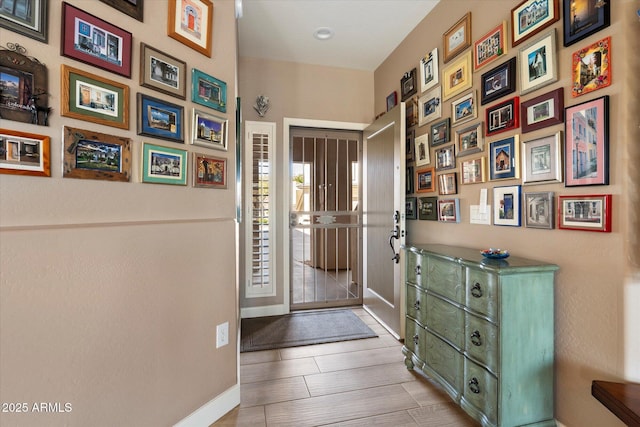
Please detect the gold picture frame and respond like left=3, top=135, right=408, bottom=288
left=168, top=0, right=213, bottom=57
left=443, top=12, right=472, bottom=63
left=442, top=51, right=472, bottom=101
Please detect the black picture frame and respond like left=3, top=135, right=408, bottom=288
left=418, top=196, right=438, bottom=220
left=562, top=0, right=610, bottom=47
left=400, top=68, right=417, bottom=101
left=480, top=57, right=516, bottom=105
left=100, top=0, right=144, bottom=22
left=0, top=0, right=48, bottom=43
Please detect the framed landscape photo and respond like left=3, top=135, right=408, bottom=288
left=431, top=118, right=450, bottom=146
left=438, top=198, right=461, bottom=223
left=563, top=0, right=610, bottom=47
left=141, top=142, right=188, bottom=185
left=524, top=191, right=555, bottom=229
left=418, top=196, right=438, bottom=220
left=486, top=96, right=520, bottom=137
left=435, top=145, right=456, bottom=171
left=61, top=2, right=132, bottom=77
left=418, top=86, right=441, bottom=127
left=61, top=64, right=130, bottom=129
left=62, top=125, right=131, bottom=182
left=474, top=21, right=508, bottom=71
left=456, top=122, right=483, bottom=157
left=565, top=95, right=609, bottom=187
left=521, top=87, right=564, bottom=133
left=558, top=194, right=611, bottom=232
left=451, top=91, right=477, bottom=127
left=522, top=131, right=562, bottom=185
left=493, top=184, right=521, bottom=227
left=168, top=0, right=213, bottom=57
left=193, top=152, right=226, bottom=188
left=414, top=133, right=430, bottom=167
left=481, top=57, right=516, bottom=105
left=416, top=166, right=435, bottom=193
left=406, top=197, right=418, bottom=220
left=511, top=0, right=559, bottom=47
left=519, top=30, right=558, bottom=96
left=137, top=93, right=184, bottom=143
left=442, top=51, right=472, bottom=101
left=489, top=135, right=520, bottom=181
left=140, top=43, right=186, bottom=99
left=571, top=36, right=611, bottom=98
left=0, top=129, right=50, bottom=177
left=443, top=12, right=471, bottom=63
left=438, top=172, right=458, bottom=195
left=192, top=108, right=228, bottom=150
left=386, top=91, right=397, bottom=112
left=192, top=68, right=227, bottom=113
left=461, top=157, right=486, bottom=184
left=401, top=68, right=418, bottom=101
left=0, top=0, right=48, bottom=42
left=420, top=48, right=439, bottom=93
left=100, top=0, right=144, bottom=22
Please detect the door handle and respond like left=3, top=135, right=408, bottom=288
left=389, top=225, right=400, bottom=264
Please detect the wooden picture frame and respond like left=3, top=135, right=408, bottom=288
left=489, top=135, right=520, bottom=181
left=481, top=57, right=516, bottom=105
left=518, top=29, right=558, bottom=96
left=406, top=128, right=415, bottom=161
left=418, top=86, right=442, bottom=127
left=563, top=0, right=610, bottom=47
left=137, top=93, right=184, bottom=143
left=140, top=42, right=186, bottom=99
left=406, top=165, right=414, bottom=194
left=438, top=198, right=461, bottom=223
left=141, top=142, right=188, bottom=185
left=456, top=122, right=483, bottom=157
left=418, top=196, right=438, bottom=220
left=521, top=87, right=564, bottom=133
left=474, top=21, right=508, bottom=71
left=0, top=129, right=50, bottom=177
left=443, top=12, right=471, bottom=63
left=414, top=133, right=430, bottom=167
left=451, top=91, right=477, bottom=127
left=430, top=118, right=450, bottom=146
left=461, top=157, right=486, bottom=184
left=511, top=0, right=559, bottom=47
left=168, top=0, right=213, bottom=57
left=406, top=197, right=418, bottom=220
left=438, top=172, right=458, bottom=195
left=558, top=194, right=611, bottom=232
left=192, top=108, right=228, bottom=151
left=564, top=95, right=609, bottom=187
left=61, top=64, right=130, bottom=129
left=192, top=68, right=227, bottom=113
left=522, top=131, right=562, bottom=185
left=406, top=97, right=418, bottom=128
left=486, top=96, right=520, bottom=137
left=571, top=36, right=611, bottom=98
left=0, top=44, right=49, bottom=126
left=442, top=51, right=472, bottom=101
left=386, top=91, right=397, bottom=112
left=493, top=184, right=522, bottom=226
left=524, top=191, right=555, bottom=229
left=416, top=166, right=435, bottom=193
left=435, top=145, right=456, bottom=171
left=62, top=125, right=131, bottom=182
left=193, top=152, right=226, bottom=188
left=401, top=68, right=418, bottom=101
left=420, top=48, right=439, bottom=93
left=100, top=0, right=144, bottom=22
left=61, top=2, right=132, bottom=77
left=0, top=0, right=48, bottom=42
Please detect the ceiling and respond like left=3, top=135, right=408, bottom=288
left=237, top=0, right=440, bottom=71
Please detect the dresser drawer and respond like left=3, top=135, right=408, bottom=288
left=464, top=359, right=498, bottom=426
left=405, top=250, right=421, bottom=286
left=426, top=295, right=464, bottom=349
left=406, top=283, right=426, bottom=325
left=405, top=317, right=426, bottom=363
left=426, top=256, right=463, bottom=303
left=466, top=267, right=498, bottom=321
left=465, top=313, right=499, bottom=374
left=425, top=331, right=463, bottom=394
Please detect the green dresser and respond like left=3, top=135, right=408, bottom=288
left=402, top=244, right=558, bottom=427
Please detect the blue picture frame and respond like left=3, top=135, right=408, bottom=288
left=191, top=68, right=227, bottom=113
left=136, top=93, right=184, bottom=143
left=489, top=135, right=520, bottom=181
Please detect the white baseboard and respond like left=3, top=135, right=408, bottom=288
left=241, top=304, right=288, bottom=318
left=173, top=384, right=240, bottom=427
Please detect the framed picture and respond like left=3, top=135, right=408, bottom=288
left=0, top=45, right=49, bottom=126
left=418, top=86, right=441, bottom=127
left=0, top=129, right=50, bottom=177
left=62, top=125, right=131, bottom=182
left=521, top=87, right=564, bottom=133
left=481, top=57, right=516, bottom=105
left=442, top=51, right=472, bottom=101
left=431, top=118, right=450, bottom=146
left=401, top=68, right=418, bottom=101
left=192, top=108, right=228, bottom=151
left=99, top=0, right=144, bottom=21
left=438, top=198, right=461, bottom=223
left=192, top=68, right=227, bottom=113
left=511, top=0, right=559, bottom=47
left=435, top=145, right=455, bottom=171
left=0, top=0, right=48, bottom=42
left=418, top=196, right=438, bottom=220
left=571, top=36, right=611, bottom=98
left=168, top=0, right=213, bottom=57
left=558, top=194, right=611, bottom=232
left=443, top=12, right=471, bottom=63
left=137, top=93, right=184, bottom=143
left=416, top=166, right=435, bottom=193
left=406, top=197, right=418, bottom=220
left=565, top=95, right=609, bottom=186
left=451, top=91, right=477, bottom=127
left=461, top=157, right=486, bottom=184
left=61, top=2, right=132, bottom=77
left=420, top=48, right=439, bottom=93
left=456, top=122, right=483, bottom=157
left=414, top=133, right=430, bottom=167
left=489, top=135, right=520, bottom=181
left=406, top=128, right=415, bottom=161
left=140, top=43, right=186, bottom=99
left=474, top=21, right=508, bottom=71
left=141, top=142, right=188, bottom=185
left=493, top=184, right=521, bottom=226
left=386, top=91, right=397, bottom=112
left=61, top=64, right=130, bottom=129
left=485, top=96, right=520, bottom=137
left=193, top=152, right=226, bottom=188
left=524, top=191, right=555, bottom=229
left=519, top=30, right=558, bottom=96
left=406, top=97, right=418, bottom=128
left=522, top=131, right=562, bottom=185
left=563, top=0, right=610, bottom=47
left=438, top=172, right=458, bottom=195
left=406, top=166, right=414, bottom=194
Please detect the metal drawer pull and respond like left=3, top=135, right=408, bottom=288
left=468, top=377, right=481, bottom=394
left=415, top=264, right=421, bottom=275
left=471, top=282, right=483, bottom=298
left=413, top=334, right=419, bottom=345
left=414, top=300, right=420, bottom=310
left=470, top=330, right=482, bottom=346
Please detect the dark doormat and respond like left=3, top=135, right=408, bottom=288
left=240, top=309, right=378, bottom=352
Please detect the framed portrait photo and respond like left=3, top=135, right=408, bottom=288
left=519, top=29, right=559, bottom=96
left=489, top=135, right=520, bottom=181
left=420, top=48, right=439, bottom=93
left=438, top=172, right=458, bottom=195
left=140, top=43, right=186, bottom=100
left=0, top=129, right=50, bottom=177
left=406, top=97, right=418, bottom=128
left=0, top=0, right=48, bottom=42
left=443, top=12, right=471, bottom=63
left=430, top=118, right=451, bottom=146
left=414, top=133, right=430, bottom=167
left=418, top=86, right=441, bottom=127
left=401, top=68, right=418, bottom=101
left=485, top=96, right=520, bottom=137
left=522, top=131, right=562, bottom=185
left=558, top=194, right=611, bottom=232
left=524, top=191, right=555, bottom=229
left=415, top=166, right=435, bottom=193
left=460, top=157, right=486, bottom=185
left=168, top=0, right=213, bottom=57
left=100, top=0, right=144, bottom=22
left=192, top=68, right=227, bottom=113
left=563, top=0, right=610, bottom=47
left=511, top=0, right=559, bottom=47
left=192, top=108, right=228, bottom=150
left=451, top=91, right=477, bottom=127
left=406, top=166, right=414, bottom=194
left=435, top=145, right=456, bottom=171
left=474, top=21, right=508, bottom=71
left=438, top=198, right=460, bottom=223
left=141, top=142, right=188, bottom=185
left=406, top=197, right=418, bottom=220
left=481, top=57, right=516, bottom=105
left=442, top=51, right=472, bottom=101
left=386, top=91, right=397, bottom=112
left=193, top=152, right=226, bottom=188
left=493, top=184, right=521, bottom=227
left=571, top=36, right=611, bottom=98
left=406, top=128, right=415, bottom=161
left=137, top=93, right=184, bottom=143
left=455, top=122, right=483, bottom=157
left=418, top=196, right=438, bottom=220
left=521, top=87, right=564, bottom=133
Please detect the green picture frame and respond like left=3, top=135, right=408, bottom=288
left=141, top=142, right=187, bottom=185
left=191, top=68, right=227, bottom=113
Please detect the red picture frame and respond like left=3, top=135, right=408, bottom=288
left=520, top=88, right=564, bottom=133
left=485, top=96, right=519, bottom=137
left=558, top=194, right=612, bottom=232
left=571, top=36, right=611, bottom=98
left=473, top=21, right=508, bottom=71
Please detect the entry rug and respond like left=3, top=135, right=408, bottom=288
left=240, top=309, right=378, bottom=352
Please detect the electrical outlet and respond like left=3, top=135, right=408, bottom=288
left=216, top=322, right=229, bottom=348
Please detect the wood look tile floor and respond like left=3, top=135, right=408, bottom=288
left=212, top=308, right=477, bottom=427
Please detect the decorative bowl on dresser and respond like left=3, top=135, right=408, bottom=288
left=402, top=244, right=558, bottom=427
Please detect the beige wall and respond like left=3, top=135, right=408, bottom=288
left=375, top=1, right=638, bottom=427
left=0, top=1, right=238, bottom=426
